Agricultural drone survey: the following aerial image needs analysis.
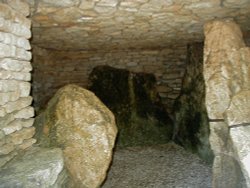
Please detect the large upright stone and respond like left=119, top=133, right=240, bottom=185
left=204, top=20, right=250, bottom=187
left=34, top=84, right=117, bottom=188
left=88, top=66, right=173, bottom=147
left=174, top=43, right=213, bottom=163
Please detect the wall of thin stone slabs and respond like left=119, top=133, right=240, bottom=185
left=0, top=1, right=36, bottom=168
left=204, top=20, right=250, bottom=187
left=32, top=45, right=186, bottom=113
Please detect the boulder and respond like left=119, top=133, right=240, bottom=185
left=0, top=147, right=68, bottom=188
left=88, top=65, right=173, bottom=147
left=173, top=42, right=213, bottom=163
left=34, top=84, right=117, bottom=188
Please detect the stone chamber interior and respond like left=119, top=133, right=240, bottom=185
left=0, top=0, right=250, bottom=187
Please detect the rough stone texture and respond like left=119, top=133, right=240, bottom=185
left=230, top=126, right=250, bottom=187
left=209, top=122, right=247, bottom=188
left=0, top=147, right=69, bottom=188
left=225, top=90, right=250, bottom=127
left=0, top=1, right=35, bottom=167
left=32, top=46, right=186, bottom=113
left=204, top=20, right=246, bottom=119
left=34, top=84, right=117, bottom=188
left=173, top=42, right=213, bottom=163
left=89, top=66, right=173, bottom=147
left=25, top=0, right=250, bottom=51
left=204, top=20, right=250, bottom=187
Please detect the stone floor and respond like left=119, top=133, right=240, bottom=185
left=102, top=143, right=212, bottom=188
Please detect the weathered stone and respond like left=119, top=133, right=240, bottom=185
left=35, top=84, right=117, bottom=188
left=79, top=0, right=95, bottom=10
left=89, top=66, right=173, bottom=147
left=0, top=43, right=31, bottom=61
left=0, top=113, right=14, bottom=129
left=2, top=118, right=34, bottom=135
left=0, top=151, right=17, bottom=168
left=17, top=138, right=36, bottom=150
left=3, top=96, right=32, bottom=114
left=40, top=0, right=80, bottom=7
left=7, top=127, right=35, bottom=145
left=0, top=17, right=31, bottom=39
left=203, top=20, right=247, bottom=119
left=0, top=59, right=32, bottom=72
left=174, top=43, right=213, bottom=163
left=14, top=106, right=34, bottom=119
left=0, top=91, right=20, bottom=106
left=223, top=0, right=250, bottom=8
left=6, top=0, right=30, bottom=16
left=0, top=70, right=31, bottom=81
left=204, top=20, right=250, bottom=188
left=2, top=121, right=22, bottom=135
left=0, top=147, right=69, bottom=188
left=225, top=91, right=250, bottom=126
left=209, top=121, right=247, bottom=187
left=0, top=31, right=31, bottom=50
left=230, top=126, right=250, bottom=187
left=213, top=154, right=247, bottom=188
left=28, top=0, right=250, bottom=50
left=0, top=143, right=14, bottom=155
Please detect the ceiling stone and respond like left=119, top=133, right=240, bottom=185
left=27, top=0, right=250, bottom=50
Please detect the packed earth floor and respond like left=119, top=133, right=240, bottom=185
left=102, top=143, right=212, bottom=188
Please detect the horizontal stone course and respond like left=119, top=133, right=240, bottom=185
left=32, top=46, right=186, bottom=113
left=0, top=42, right=31, bottom=60
left=0, top=1, right=35, bottom=162
left=0, top=32, right=31, bottom=50
left=27, top=0, right=250, bottom=50
left=0, top=58, right=32, bottom=72
left=0, top=17, right=31, bottom=39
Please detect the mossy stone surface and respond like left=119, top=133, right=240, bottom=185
left=173, top=43, right=213, bottom=163
left=89, top=66, right=173, bottom=147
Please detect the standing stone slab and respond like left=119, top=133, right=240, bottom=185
left=88, top=65, right=173, bottom=147
left=35, top=84, right=117, bottom=188
left=0, top=147, right=67, bottom=188
left=174, top=43, right=213, bottom=163
left=204, top=20, right=250, bottom=187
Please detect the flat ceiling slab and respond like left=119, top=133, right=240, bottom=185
left=27, top=0, right=250, bottom=50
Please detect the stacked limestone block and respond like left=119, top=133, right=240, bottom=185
left=0, top=1, right=35, bottom=168
left=204, top=20, right=250, bottom=187
left=32, top=46, right=186, bottom=113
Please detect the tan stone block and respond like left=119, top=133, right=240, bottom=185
left=0, top=143, right=15, bottom=155
left=97, top=0, right=118, bottom=7
left=225, top=91, right=250, bottom=126
left=0, top=32, right=30, bottom=50
left=0, top=59, right=32, bottom=72
left=14, top=106, right=34, bottom=119
left=6, top=0, right=30, bottom=16
left=204, top=20, right=245, bottom=53
left=2, top=120, right=22, bottom=135
left=3, top=96, right=32, bottom=113
left=79, top=0, right=95, bottom=10
left=0, top=113, right=15, bottom=129
left=0, top=71, right=31, bottom=81
left=17, top=138, right=36, bottom=150
left=0, top=17, right=31, bottom=39
left=8, top=127, right=35, bottom=145
left=40, top=0, right=80, bottom=7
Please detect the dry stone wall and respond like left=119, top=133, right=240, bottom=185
left=204, top=20, right=250, bottom=187
left=32, top=45, right=186, bottom=113
left=0, top=1, right=35, bottom=168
